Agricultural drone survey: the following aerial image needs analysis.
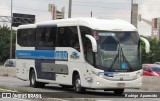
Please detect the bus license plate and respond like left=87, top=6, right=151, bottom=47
left=117, top=83, right=125, bottom=87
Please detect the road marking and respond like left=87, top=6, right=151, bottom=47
left=0, top=98, right=31, bottom=101
left=11, top=98, right=31, bottom=101
left=37, top=98, right=69, bottom=101
left=0, top=88, right=17, bottom=92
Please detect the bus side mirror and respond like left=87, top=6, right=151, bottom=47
left=85, top=35, right=97, bottom=52
left=140, top=37, right=150, bottom=53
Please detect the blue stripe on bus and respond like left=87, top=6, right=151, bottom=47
left=99, top=72, right=119, bottom=75
left=16, top=50, right=68, bottom=60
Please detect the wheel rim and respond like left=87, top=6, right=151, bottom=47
left=31, top=72, right=35, bottom=85
left=75, top=78, right=81, bottom=91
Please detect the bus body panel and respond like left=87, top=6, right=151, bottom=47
left=16, top=46, right=35, bottom=80
left=35, top=18, right=137, bottom=32
left=16, top=46, right=88, bottom=86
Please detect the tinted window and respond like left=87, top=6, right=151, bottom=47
left=80, top=26, right=92, bottom=47
left=116, top=32, right=139, bottom=45
left=151, top=66, right=160, bottom=72
left=17, top=29, right=27, bottom=46
left=143, top=65, right=151, bottom=71
left=17, top=28, right=35, bottom=47
left=26, top=29, right=35, bottom=46
left=56, top=26, right=80, bottom=51
left=36, top=27, right=56, bottom=47
left=80, top=26, right=93, bottom=64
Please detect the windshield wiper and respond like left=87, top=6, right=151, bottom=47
left=109, top=39, right=133, bottom=71
left=120, top=46, right=133, bottom=71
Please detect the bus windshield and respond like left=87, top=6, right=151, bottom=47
left=94, top=31, right=141, bottom=72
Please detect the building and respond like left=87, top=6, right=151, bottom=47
left=152, top=18, right=160, bottom=40
left=48, top=4, right=65, bottom=20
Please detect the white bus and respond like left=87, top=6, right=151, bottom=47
left=16, top=18, right=150, bottom=94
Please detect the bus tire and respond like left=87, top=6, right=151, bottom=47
left=30, top=70, right=45, bottom=88
left=74, top=74, right=86, bottom=93
left=113, top=89, right=124, bottom=95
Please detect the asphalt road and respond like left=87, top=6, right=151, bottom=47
left=0, top=76, right=159, bottom=101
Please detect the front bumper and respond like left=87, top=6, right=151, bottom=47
left=87, top=76, right=142, bottom=89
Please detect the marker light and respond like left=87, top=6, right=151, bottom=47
left=96, top=81, right=100, bottom=85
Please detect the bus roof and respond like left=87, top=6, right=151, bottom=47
left=18, top=17, right=137, bottom=31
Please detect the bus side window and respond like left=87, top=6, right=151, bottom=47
left=17, top=28, right=36, bottom=47
left=86, top=38, right=93, bottom=64
left=80, top=26, right=93, bottom=64
left=45, top=28, right=56, bottom=47
left=36, top=27, right=56, bottom=47
left=36, top=28, right=45, bottom=47
left=26, top=29, right=35, bottom=46
left=57, top=27, right=68, bottom=47
left=56, top=26, right=80, bottom=52
left=51, top=28, right=57, bottom=47
left=17, top=29, right=27, bottom=46
left=68, top=26, right=80, bottom=51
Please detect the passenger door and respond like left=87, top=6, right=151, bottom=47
left=80, top=26, right=94, bottom=87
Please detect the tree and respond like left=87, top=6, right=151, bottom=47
left=0, top=25, right=16, bottom=64
left=141, top=37, right=160, bottom=64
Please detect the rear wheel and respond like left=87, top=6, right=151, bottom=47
left=30, top=70, right=45, bottom=88
left=74, top=74, right=86, bottom=93
left=114, top=89, right=124, bottom=95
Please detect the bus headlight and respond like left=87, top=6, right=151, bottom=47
left=92, top=71, right=105, bottom=78
left=99, top=74, right=104, bottom=78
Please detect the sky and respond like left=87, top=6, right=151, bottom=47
left=0, top=0, right=160, bottom=36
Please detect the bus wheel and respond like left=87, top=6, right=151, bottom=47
left=30, top=70, right=45, bottom=88
left=74, top=74, right=86, bottom=93
left=113, top=89, right=124, bottom=95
